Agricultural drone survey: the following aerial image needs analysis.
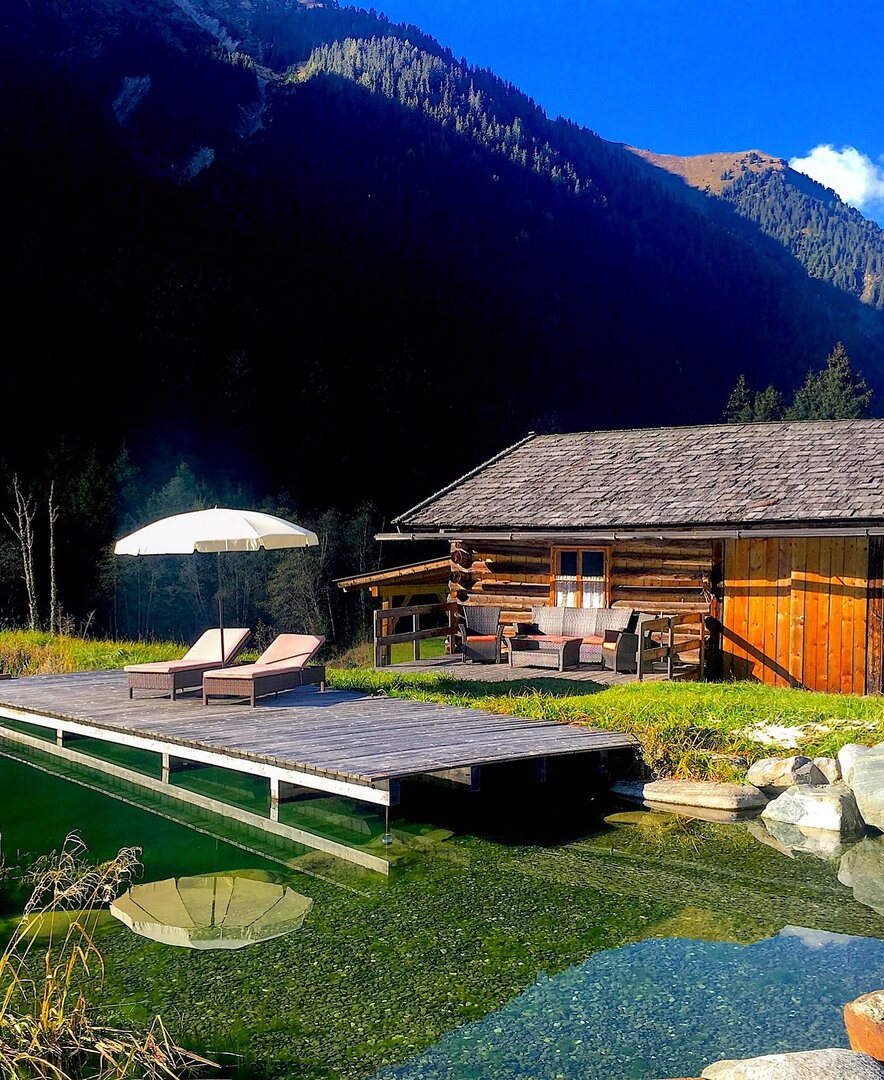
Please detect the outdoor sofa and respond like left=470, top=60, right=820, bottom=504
left=202, top=634, right=326, bottom=706
left=125, top=627, right=251, bottom=701
left=511, top=606, right=632, bottom=667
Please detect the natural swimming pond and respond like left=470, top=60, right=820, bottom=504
left=1, top=729, right=883, bottom=1080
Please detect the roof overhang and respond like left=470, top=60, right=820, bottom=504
left=377, top=523, right=884, bottom=542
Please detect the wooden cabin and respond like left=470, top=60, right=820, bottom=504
left=375, top=420, right=884, bottom=695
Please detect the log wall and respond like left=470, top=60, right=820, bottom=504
left=450, top=539, right=714, bottom=628
left=721, top=537, right=873, bottom=694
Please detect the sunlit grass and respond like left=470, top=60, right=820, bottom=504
left=328, top=668, right=884, bottom=782
left=0, top=632, right=178, bottom=677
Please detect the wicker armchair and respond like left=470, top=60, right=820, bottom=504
left=601, top=613, right=658, bottom=673
left=459, top=605, right=503, bottom=663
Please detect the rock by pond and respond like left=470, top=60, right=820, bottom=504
left=761, top=785, right=866, bottom=838
left=612, top=780, right=768, bottom=812
left=700, top=1048, right=884, bottom=1078
left=746, top=756, right=828, bottom=795
left=852, top=749, right=884, bottom=832
left=840, top=744, right=873, bottom=788
left=845, top=989, right=884, bottom=1061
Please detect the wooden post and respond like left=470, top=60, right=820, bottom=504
left=413, top=613, right=421, bottom=661
left=699, top=614, right=706, bottom=680
left=667, top=617, right=675, bottom=679
left=637, top=625, right=644, bottom=682
left=374, top=598, right=393, bottom=668
left=56, top=729, right=64, bottom=747
left=269, top=775, right=280, bottom=822
left=161, top=752, right=170, bottom=784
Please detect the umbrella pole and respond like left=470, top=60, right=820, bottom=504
left=217, top=551, right=225, bottom=664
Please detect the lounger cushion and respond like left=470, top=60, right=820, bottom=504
left=256, top=634, right=325, bottom=667
left=205, top=662, right=306, bottom=680
left=125, top=628, right=250, bottom=674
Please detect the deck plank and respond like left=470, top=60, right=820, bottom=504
left=0, top=670, right=635, bottom=791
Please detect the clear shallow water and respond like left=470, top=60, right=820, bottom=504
left=1, top=729, right=884, bottom=1079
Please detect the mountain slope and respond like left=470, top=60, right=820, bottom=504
left=3, top=0, right=884, bottom=519
left=632, top=147, right=884, bottom=309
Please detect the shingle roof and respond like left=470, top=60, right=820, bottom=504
left=394, top=420, right=884, bottom=531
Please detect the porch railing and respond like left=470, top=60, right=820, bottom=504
left=637, top=611, right=707, bottom=681
left=373, top=601, right=458, bottom=668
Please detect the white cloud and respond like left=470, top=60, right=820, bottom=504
left=789, top=145, right=884, bottom=216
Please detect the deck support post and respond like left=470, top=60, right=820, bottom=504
left=161, top=752, right=170, bottom=784
left=413, top=613, right=421, bottom=661
left=56, top=729, right=64, bottom=747
left=269, top=775, right=280, bottom=821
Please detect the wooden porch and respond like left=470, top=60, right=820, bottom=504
left=379, top=655, right=700, bottom=684
left=371, top=600, right=707, bottom=682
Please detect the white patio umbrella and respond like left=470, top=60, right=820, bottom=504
left=110, top=873, right=314, bottom=950
left=114, top=508, right=319, bottom=659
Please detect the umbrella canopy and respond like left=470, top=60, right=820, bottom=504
left=110, top=873, right=314, bottom=950
left=114, top=507, right=318, bottom=555
left=114, top=508, right=319, bottom=661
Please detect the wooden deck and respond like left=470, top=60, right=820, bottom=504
left=0, top=670, right=635, bottom=807
left=382, top=656, right=695, bottom=684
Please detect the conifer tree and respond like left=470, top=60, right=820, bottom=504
left=785, top=342, right=872, bottom=420
left=723, top=374, right=754, bottom=423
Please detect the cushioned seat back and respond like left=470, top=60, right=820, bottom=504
left=531, top=606, right=565, bottom=635
left=562, top=608, right=600, bottom=638
left=462, top=606, right=501, bottom=636
left=186, top=628, right=251, bottom=664
left=593, top=608, right=631, bottom=636
left=258, top=634, right=325, bottom=667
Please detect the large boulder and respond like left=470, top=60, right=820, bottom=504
left=611, top=779, right=767, bottom=811
left=846, top=990, right=884, bottom=1061
left=840, top=744, right=872, bottom=788
left=852, top=749, right=884, bottom=831
left=761, top=785, right=866, bottom=837
left=701, top=1048, right=884, bottom=1078
left=839, top=837, right=884, bottom=917
left=813, top=756, right=841, bottom=784
left=747, top=756, right=828, bottom=795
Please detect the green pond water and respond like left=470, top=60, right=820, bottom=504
left=1, top=726, right=884, bottom=1079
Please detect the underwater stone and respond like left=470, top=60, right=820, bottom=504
left=702, top=1048, right=884, bottom=1078
left=839, top=837, right=884, bottom=918
left=749, top=817, right=853, bottom=862
left=761, top=785, right=866, bottom=837
left=746, top=756, right=828, bottom=794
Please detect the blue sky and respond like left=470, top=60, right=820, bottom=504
left=377, top=0, right=884, bottom=223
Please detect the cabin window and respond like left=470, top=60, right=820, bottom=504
left=552, top=548, right=608, bottom=608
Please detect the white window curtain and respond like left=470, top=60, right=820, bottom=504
left=555, top=576, right=578, bottom=607
left=580, top=576, right=605, bottom=608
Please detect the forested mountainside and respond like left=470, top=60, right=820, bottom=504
left=634, top=149, right=884, bottom=308
left=3, top=0, right=884, bottom=629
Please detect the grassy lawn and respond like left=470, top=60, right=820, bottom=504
left=328, top=667, right=884, bottom=782
left=2, top=631, right=883, bottom=782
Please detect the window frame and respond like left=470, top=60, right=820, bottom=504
left=549, top=546, right=611, bottom=608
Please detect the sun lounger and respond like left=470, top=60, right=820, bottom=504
left=125, top=628, right=251, bottom=701
left=202, top=634, right=326, bottom=706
